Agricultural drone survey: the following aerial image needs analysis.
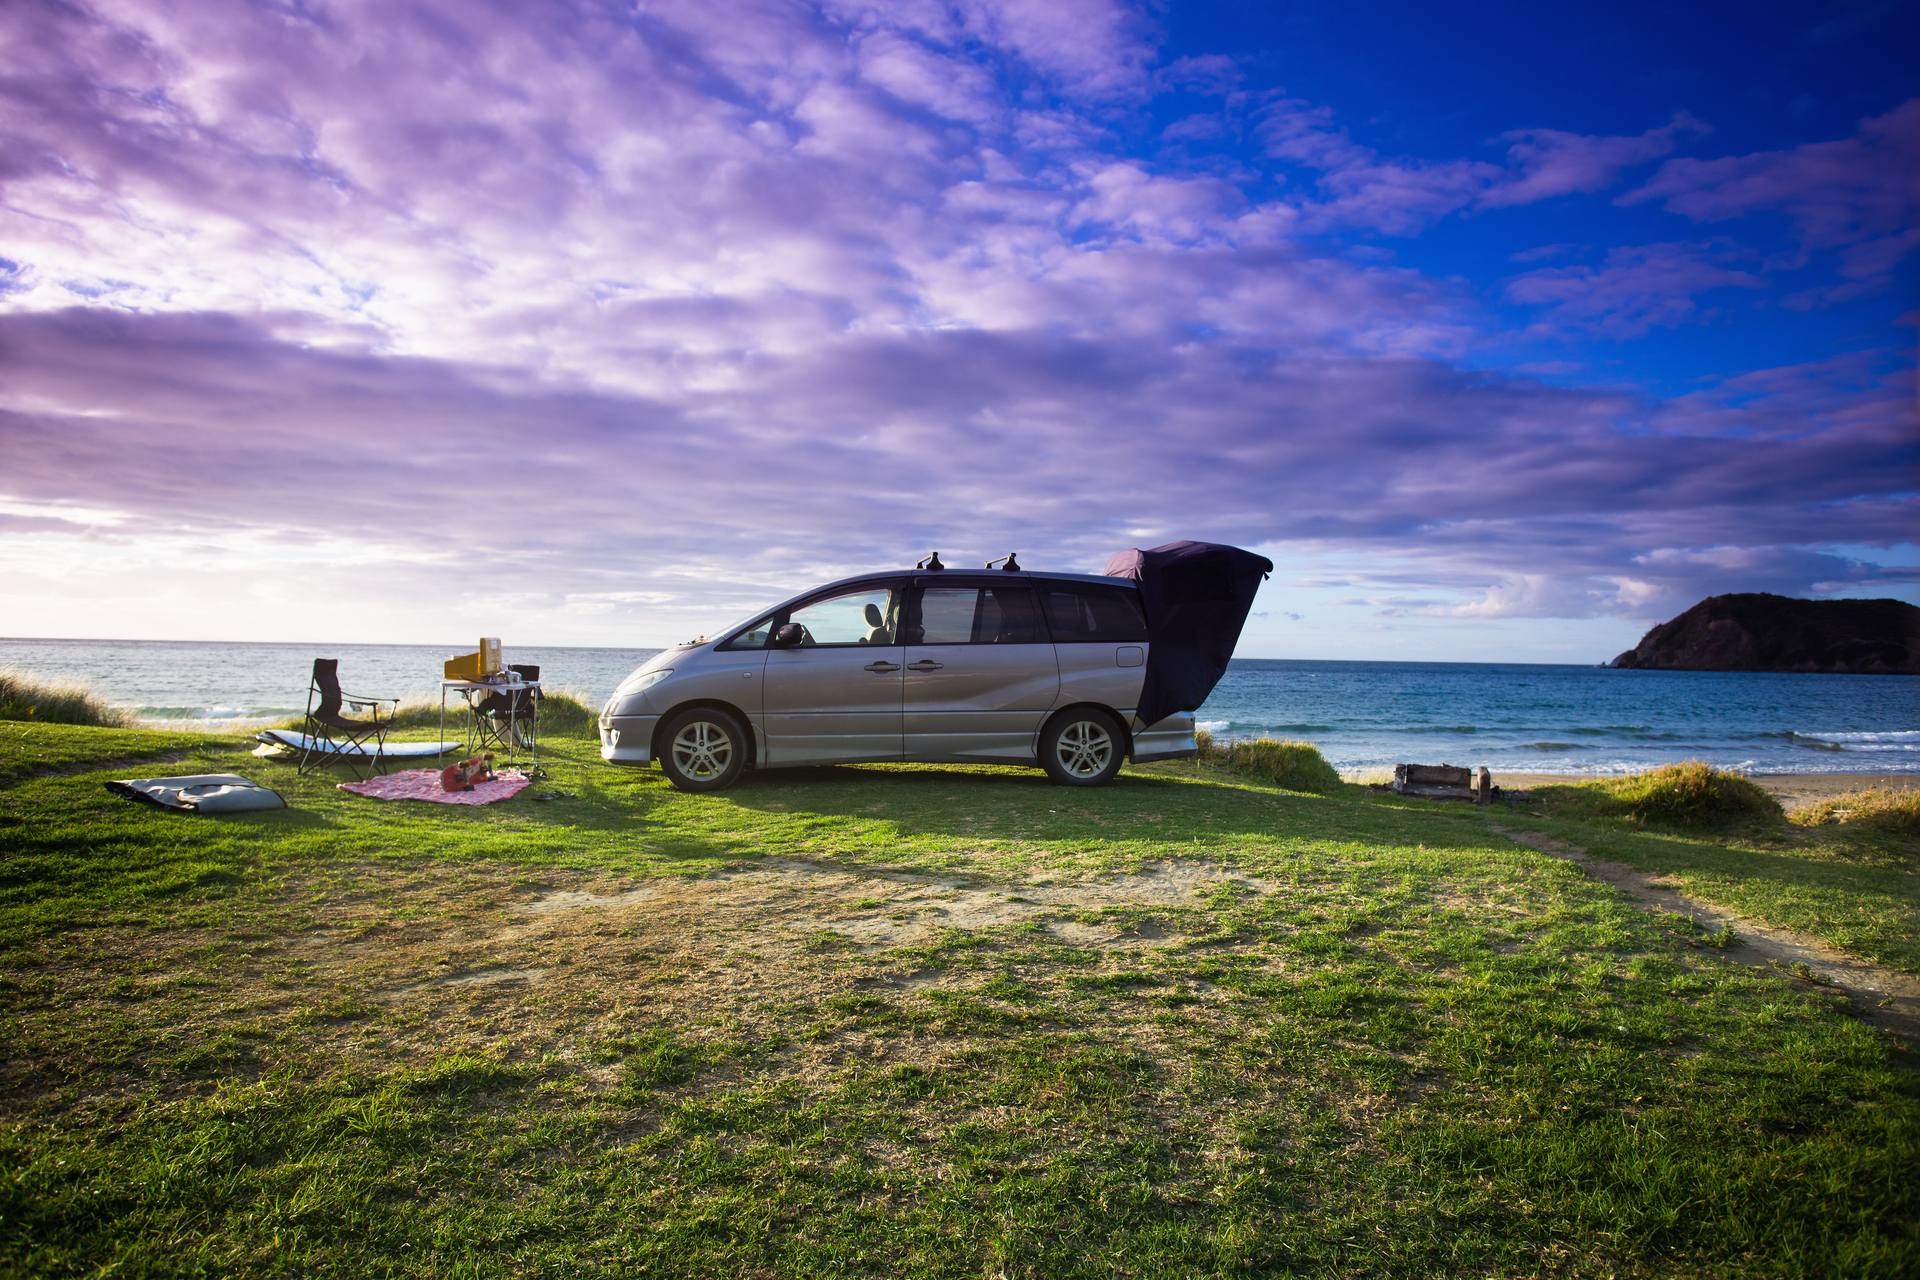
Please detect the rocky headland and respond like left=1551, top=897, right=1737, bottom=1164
left=1612, top=593, right=1920, bottom=673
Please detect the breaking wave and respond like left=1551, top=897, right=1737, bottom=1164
left=1792, top=730, right=1920, bottom=753
left=133, top=705, right=298, bottom=719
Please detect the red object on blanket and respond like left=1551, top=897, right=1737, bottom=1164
left=440, top=754, right=495, bottom=791
left=338, top=768, right=531, bottom=805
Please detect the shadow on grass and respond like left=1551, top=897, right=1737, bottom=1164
left=0, top=736, right=1649, bottom=953
left=622, top=757, right=1519, bottom=870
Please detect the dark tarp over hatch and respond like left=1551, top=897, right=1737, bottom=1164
left=1104, top=541, right=1273, bottom=730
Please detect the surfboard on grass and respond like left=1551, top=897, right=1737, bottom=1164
left=253, top=730, right=460, bottom=758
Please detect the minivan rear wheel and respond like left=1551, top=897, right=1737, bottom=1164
left=658, top=707, right=747, bottom=792
left=1040, top=709, right=1124, bottom=786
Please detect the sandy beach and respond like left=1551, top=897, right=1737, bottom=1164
left=1493, top=771, right=1919, bottom=811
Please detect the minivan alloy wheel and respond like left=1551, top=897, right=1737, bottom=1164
left=1041, top=709, right=1124, bottom=786
left=672, top=721, right=732, bottom=778
left=1056, top=720, right=1112, bottom=775
left=658, top=707, right=748, bottom=791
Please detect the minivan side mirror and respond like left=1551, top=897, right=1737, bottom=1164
left=771, top=623, right=805, bottom=648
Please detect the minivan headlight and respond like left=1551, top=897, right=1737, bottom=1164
left=615, top=667, right=673, bottom=696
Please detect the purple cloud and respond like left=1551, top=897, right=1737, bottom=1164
left=1255, top=104, right=1708, bottom=234
left=1482, top=114, right=1710, bottom=208
left=1504, top=241, right=1766, bottom=339
left=1623, top=98, right=1920, bottom=301
left=3, top=302, right=1909, bottom=631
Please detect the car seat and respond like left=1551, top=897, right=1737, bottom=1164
left=862, top=602, right=889, bottom=644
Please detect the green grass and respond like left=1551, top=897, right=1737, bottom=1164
left=0, top=724, right=1914, bottom=1277
left=1522, top=765, right=1919, bottom=970
left=0, top=720, right=244, bottom=784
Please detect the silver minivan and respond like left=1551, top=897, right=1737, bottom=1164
left=598, top=567, right=1197, bottom=791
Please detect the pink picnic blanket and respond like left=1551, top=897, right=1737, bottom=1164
left=337, top=768, right=532, bottom=806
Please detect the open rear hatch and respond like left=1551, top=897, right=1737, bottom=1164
left=1104, top=540, right=1273, bottom=728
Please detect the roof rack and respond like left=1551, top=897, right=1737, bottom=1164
left=985, top=552, right=1021, bottom=571
left=914, top=551, right=946, bottom=570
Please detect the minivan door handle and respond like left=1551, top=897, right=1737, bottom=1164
left=864, top=661, right=901, bottom=672
left=906, top=660, right=944, bottom=671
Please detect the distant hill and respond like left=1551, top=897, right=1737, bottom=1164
left=1611, top=593, right=1920, bottom=673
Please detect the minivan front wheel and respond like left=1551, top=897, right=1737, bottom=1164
left=659, top=707, right=747, bottom=792
left=1040, top=709, right=1124, bottom=786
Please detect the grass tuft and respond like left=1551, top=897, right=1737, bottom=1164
left=1539, top=761, right=1784, bottom=830
left=1195, top=730, right=1342, bottom=794
left=0, top=667, right=134, bottom=728
left=1792, top=787, right=1920, bottom=836
left=534, top=689, right=598, bottom=736
left=273, top=689, right=599, bottom=737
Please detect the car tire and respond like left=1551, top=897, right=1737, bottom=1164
left=1040, top=708, right=1125, bottom=787
left=658, top=707, right=748, bottom=792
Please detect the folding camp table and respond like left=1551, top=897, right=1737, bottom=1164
left=440, top=677, right=540, bottom=769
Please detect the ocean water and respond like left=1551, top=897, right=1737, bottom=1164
left=2, top=639, right=1914, bottom=776
left=0, top=638, right=664, bottom=725
left=1197, top=659, right=1918, bottom=776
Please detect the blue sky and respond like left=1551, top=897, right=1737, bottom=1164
left=0, top=0, right=1914, bottom=660
left=1159, top=0, right=1918, bottom=388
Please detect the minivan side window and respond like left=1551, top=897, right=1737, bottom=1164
left=725, top=621, right=774, bottom=650
left=905, top=582, right=1045, bottom=645
left=915, top=588, right=977, bottom=645
left=781, top=585, right=902, bottom=647
left=1038, top=582, right=1149, bottom=643
left=974, top=586, right=1043, bottom=643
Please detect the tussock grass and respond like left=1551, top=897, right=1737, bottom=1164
left=1540, top=761, right=1784, bottom=831
left=1793, top=787, right=1920, bottom=836
left=386, top=698, right=448, bottom=730
left=0, top=667, right=134, bottom=728
left=1194, top=730, right=1342, bottom=793
left=535, top=688, right=598, bottom=737
left=273, top=690, right=598, bottom=737
left=267, top=699, right=446, bottom=733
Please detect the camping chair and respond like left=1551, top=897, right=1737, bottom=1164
left=297, top=659, right=399, bottom=779
left=471, top=663, right=540, bottom=755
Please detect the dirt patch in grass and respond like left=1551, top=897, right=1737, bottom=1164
left=1, top=857, right=1310, bottom=1119
left=1494, top=824, right=1920, bottom=1036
